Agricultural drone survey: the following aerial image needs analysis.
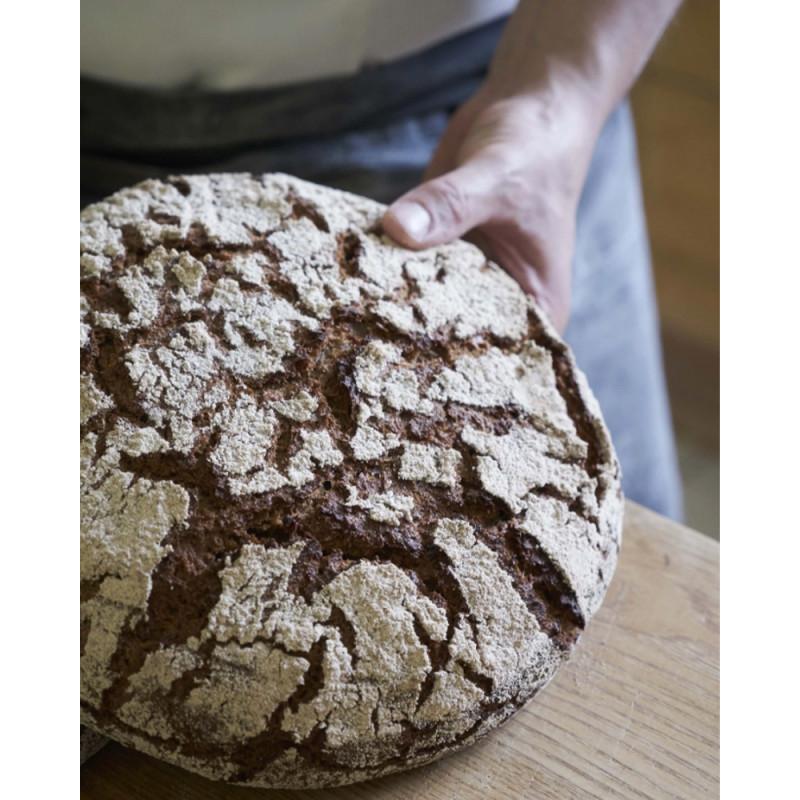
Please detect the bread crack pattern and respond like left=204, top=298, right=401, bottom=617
left=80, top=173, right=623, bottom=789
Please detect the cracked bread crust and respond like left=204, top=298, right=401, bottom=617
left=80, top=173, right=623, bottom=789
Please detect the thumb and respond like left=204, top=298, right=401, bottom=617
left=382, top=157, right=499, bottom=249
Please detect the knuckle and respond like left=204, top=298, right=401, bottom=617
left=429, top=177, right=469, bottom=229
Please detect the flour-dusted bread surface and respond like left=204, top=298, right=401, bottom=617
left=80, top=173, right=623, bottom=789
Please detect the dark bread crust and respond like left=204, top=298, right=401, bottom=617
left=80, top=174, right=622, bottom=788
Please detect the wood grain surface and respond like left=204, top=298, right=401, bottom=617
left=81, top=501, right=720, bottom=800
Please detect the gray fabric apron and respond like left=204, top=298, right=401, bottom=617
left=81, top=19, right=682, bottom=519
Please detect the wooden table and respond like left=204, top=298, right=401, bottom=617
left=81, top=501, right=719, bottom=800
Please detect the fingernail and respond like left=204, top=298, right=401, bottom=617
left=391, top=202, right=431, bottom=240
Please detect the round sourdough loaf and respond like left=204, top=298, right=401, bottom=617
left=80, top=173, right=623, bottom=788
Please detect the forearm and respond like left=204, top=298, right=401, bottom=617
left=486, top=0, right=683, bottom=131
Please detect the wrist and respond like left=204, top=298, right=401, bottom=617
left=481, top=55, right=611, bottom=141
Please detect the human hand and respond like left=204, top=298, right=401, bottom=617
left=381, top=0, right=682, bottom=331
left=382, top=84, right=599, bottom=333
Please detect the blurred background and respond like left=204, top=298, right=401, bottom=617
left=632, top=0, right=719, bottom=538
